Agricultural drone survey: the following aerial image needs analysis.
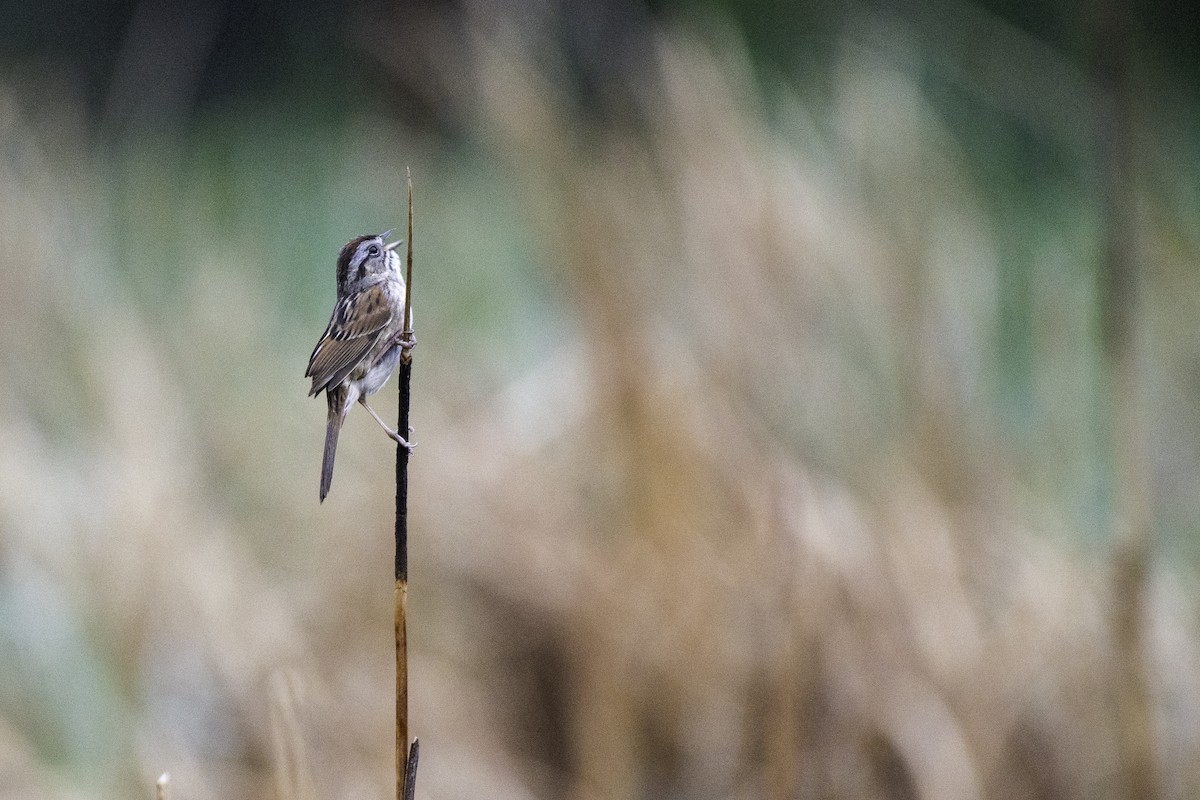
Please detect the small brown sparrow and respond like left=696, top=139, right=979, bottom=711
left=306, top=231, right=414, bottom=502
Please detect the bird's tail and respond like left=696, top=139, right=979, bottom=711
left=320, top=400, right=345, bottom=503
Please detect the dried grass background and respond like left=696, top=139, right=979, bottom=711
left=1, top=3, right=1199, bottom=800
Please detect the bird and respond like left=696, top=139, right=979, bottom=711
left=306, top=231, right=413, bottom=502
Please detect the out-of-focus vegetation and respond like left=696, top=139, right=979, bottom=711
left=1, top=1, right=1199, bottom=798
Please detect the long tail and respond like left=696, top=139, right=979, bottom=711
left=321, top=400, right=345, bottom=503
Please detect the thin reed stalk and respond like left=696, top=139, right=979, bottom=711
left=395, top=168, right=419, bottom=800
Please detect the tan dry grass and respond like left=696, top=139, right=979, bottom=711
left=0, top=10, right=1199, bottom=800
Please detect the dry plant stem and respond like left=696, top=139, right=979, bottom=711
left=395, top=168, right=418, bottom=800
left=1095, top=5, right=1157, bottom=799
left=394, top=577, right=410, bottom=799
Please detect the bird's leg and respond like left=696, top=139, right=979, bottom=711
left=391, top=330, right=417, bottom=353
left=359, top=399, right=415, bottom=451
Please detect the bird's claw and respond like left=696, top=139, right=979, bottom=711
left=390, top=429, right=416, bottom=452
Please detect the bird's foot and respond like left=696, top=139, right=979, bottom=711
left=393, top=331, right=417, bottom=352
left=389, top=428, right=416, bottom=452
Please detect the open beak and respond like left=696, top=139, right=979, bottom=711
left=385, top=238, right=404, bottom=252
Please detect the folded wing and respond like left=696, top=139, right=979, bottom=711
left=306, top=282, right=395, bottom=395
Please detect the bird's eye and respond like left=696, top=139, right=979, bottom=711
left=367, top=244, right=380, bottom=256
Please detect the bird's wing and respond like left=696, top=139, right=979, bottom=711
left=306, top=283, right=395, bottom=395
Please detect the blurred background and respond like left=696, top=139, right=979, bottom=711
left=0, top=0, right=1198, bottom=798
